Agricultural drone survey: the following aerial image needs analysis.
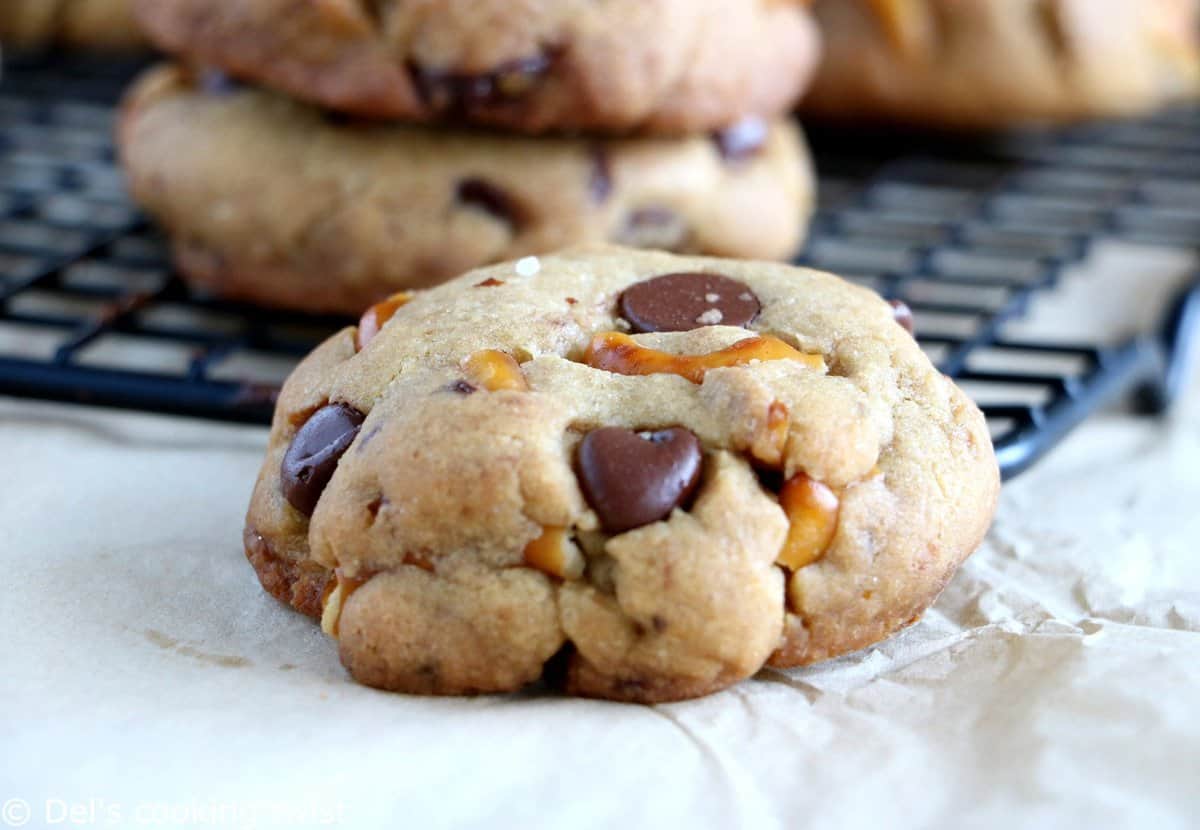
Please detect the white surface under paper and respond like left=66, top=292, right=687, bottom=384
left=2, top=242, right=1198, bottom=830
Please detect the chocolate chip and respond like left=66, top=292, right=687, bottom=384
left=280, top=403, right=366, bottom=516
left=457, top=178, right=523, bottom=228
left=409, top=54, right=553, bottom=114
left=576, top=427, right=703, bottom=533
left=889, top=300, right=915, bottom=335
left=619, top=273, right=761, bottom=333
left=589, top=146, right=613, bottom=203
left=323, top=111, right=368, bottom=127
left=448, top=380, right=477, bottom=395
left=713, top=117, right=769, bottom=162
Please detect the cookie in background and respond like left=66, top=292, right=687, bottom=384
left=803, top=0, right=1200, bottom=128
left=132, top=0, right=820, bottom=135
left=118, top=65, right=816, bottom=315
left=1, top=0, right=147, bottom=52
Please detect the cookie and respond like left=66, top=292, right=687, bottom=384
left=804, top=0, right=1200, bottom=128
left=244, top=247, right=1000, bottom=703
left=118, top=65, right=816, bottom=315
left=0, top=0, right=146, bottom=51
left=132, top=0, right=820, bottom=135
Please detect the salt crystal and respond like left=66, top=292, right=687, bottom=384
left=515, top=256, right=541, bottom=277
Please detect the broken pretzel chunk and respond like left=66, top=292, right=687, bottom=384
left=776, top=473, right=840, bottom=570
left=584, top=332, right=823, bottom=384
left=462, top=350, right=529, bottom=392
left=320, top=570, right=368, bottom=638
left=523, top=527, right=586, bottom=580
left=750, top=400, right=791, bottom=467
left=355, top=292, right=412, bottom=351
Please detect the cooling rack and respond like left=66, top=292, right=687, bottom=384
left=1, top=55, right=1197, bottom=479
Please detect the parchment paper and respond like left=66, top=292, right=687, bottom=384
left=2, top=242, right=1198, bottom=830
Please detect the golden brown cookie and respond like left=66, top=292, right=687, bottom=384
left=132, top=0, right=820, bottom=135
left=117, top=65, right=816, bottom=315
left=804, top=0, right=1200, bottom=128
left=0, top=0, right=146, bottom=51
left=244, top=247, right=1000, bottom=702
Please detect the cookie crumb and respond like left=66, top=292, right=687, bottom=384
left=696, top=308, right=724, bottom=326
left=515, top=256, right=541, bottom=277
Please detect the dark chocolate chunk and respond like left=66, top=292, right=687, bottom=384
left=576, top=427, right=703, bottom=533
left=713, top=117, right=769, bottom=162
left=457, top=178, right=523, bottom=228
left=409, top=54, right=552, bottom=113
left=281, top=403, right=366, bottom=516
left=619, top=272, right=761, bottom=333
left=889, top=299, right=915, bottom=335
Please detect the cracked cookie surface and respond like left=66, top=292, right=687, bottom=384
left=245, top=247, right=999, bottom=702
left=804, top=0, right=1200, bottom=128
left=118, top=65, right=815, bottom=315
left=133, top=0, right=820, bottom=135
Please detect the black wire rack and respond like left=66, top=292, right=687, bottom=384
left=1, top=57, right=1197, bottom=480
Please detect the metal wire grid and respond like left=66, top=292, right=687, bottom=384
left=1, top=57, right=1197, bottom=479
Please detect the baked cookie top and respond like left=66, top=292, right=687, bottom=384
left=134, top=0, right=820, bottom=135
left=246, top=247, right=999, bottom=702
left=805, top=0, right=1200, bottom=128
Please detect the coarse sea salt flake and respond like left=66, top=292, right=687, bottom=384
left=515, top=256, right=541, bottom=277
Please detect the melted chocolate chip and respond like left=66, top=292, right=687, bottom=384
left=589, top=145, right=613, bottom=203
left=889, top=299, right=915, bottom=335
left=619, top=272, right=761, bottom=333
left=409, top=54, right=552, bottom=114
left=280, top=403, right=365, bottom=516
left=576, top=427, right=703, bottom=533
left=713, top=117, right=769, bottom=161
left=457, top=178, right=523, bottom=228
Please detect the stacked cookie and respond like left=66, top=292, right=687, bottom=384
left=1, top=0, right=146, bottom=52
left=119, top=1, right=822, bottom=315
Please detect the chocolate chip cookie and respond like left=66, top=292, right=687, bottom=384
left=804, top=0, right=1200, bottom=128
left=0, top=0, right=146, bottom=51
left=118, top=65, right=816, bottom=315
left=244, top=247, right=1000, bottom=702
left=132, top=0, right=819, bottom=135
